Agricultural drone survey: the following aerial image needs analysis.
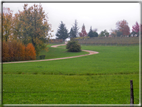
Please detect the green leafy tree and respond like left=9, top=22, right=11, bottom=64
left=99, top=30, right=109, bottom=37
left=99, top=31, right=105, bottom=37
left=104, top=30, right=109, bottom=37
left=13, top=4, right=50, bottom=55
left=56, top=21, right=68, bottom=41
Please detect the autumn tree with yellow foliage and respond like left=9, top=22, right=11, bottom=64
left=2, top=7, right=13, bottom=41
left=14, top=4, right=50, bottom=55
left=3, top=4, right=51, bottom=56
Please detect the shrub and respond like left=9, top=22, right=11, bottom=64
left=2, top=41, right=10, bottom=62
left=2, top=41, right=36, bottom=62
left=25, top=43, right=36, bottom=60
left=66, top=40, right=81, bottom=52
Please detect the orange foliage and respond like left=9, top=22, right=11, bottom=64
left=2, top=41, right=36, bottom=62
left=3, top=4, right=50, bottom=56
left=2, top=41, right=10, bottom=62
left=18, top=43, right=26, bottom=61
left=3, top=7, right=13, bottom=41
left=25, top=43, right=36, bottom=60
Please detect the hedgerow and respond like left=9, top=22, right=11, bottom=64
left=2, top=40, right=36, bottom=62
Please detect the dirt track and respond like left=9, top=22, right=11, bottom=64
left=3, top=44, right=99, bottom=64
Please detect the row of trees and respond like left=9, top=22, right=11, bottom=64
left=56, top=19, right=141, bottom=41
left=111, top=20, right=142, bottom=37
left=3, top=40, right=36, bottom=62
left=56, top=20, right=99, bottom=41
left=2, top=4, right=51, bottom=56
left=56, top=20, right=79, bottom=41
left=95, top=20, right=141, bottom=37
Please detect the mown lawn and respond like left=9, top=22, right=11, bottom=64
left=38, top=44, right=88, bottom=59
left=3, top=45, right=140, bottom=104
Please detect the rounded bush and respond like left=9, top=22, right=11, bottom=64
left=66, top=40, right=81, bottom=52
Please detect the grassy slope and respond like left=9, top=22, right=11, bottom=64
left=38, top=44, right=88, bottom=59
left=3, top=45, right=139, bottom=75
left=3, top=45, right=139, bottom=104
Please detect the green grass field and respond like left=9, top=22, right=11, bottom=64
left=38, top=44, right=88, bottom=59
left=2, top=45, right=140, bottom=104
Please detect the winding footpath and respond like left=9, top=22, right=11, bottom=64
left=3, top=44, right=99, bottom=64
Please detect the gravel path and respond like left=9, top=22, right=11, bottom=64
left=3, top=44, right=99, bottom=64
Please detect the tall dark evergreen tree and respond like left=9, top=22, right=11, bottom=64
left=69, top=20, right=79, bottom=38
left=88, top=27, right=98, bottom=37
left=69, top=28, right=75, bottom=38
left=88, top=27, right=94, bottom=37
left=93, top=31, right=99, bottom=37
left=56, top=21, right=68, bottom=41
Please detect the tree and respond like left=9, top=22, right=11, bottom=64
left=2, top=7, right=13, bottom=41
left=116, top=20, right=130, bottom=36
left=2, top=41, right=10, bottom=62
left=79, top=24, right=87, bottom=37
left=2, top=40, right=36, bottom=62
left=130, top=31, right=137, bottom=37
left=110, top=29, right=122, bottom=37
left=99, top=30, right=109, bottom=37
left=88, top=27, right=98, bottom=37
left=69, top=28, right=75, bottom=39
left=2, top=4, right=50, bottom=56
left=12, top=13, right=22, bottom=40
left=88, top=27, right=94, bottom=38
left=110, top=29, right=117, bottom=37
left=21, top=4, right=50, bottom=55
left=25, top=43, right=36, bottom=60
left=132, top=22, right=140, bottom=37
left=116, top=30, right=122, bottom=37
left=70, top=20, right=79, bottom=38
left=7, top=40, right=26, bottom=61
left=99, top=31, right=105, bottom=37
left=132, top=22, right=139, bottom=33
left=56, top=21, right=68, bottom=41
left=93, top=29, right=99, bottom=37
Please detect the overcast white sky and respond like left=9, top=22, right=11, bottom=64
left=3, top=1, right=141, bottom=39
